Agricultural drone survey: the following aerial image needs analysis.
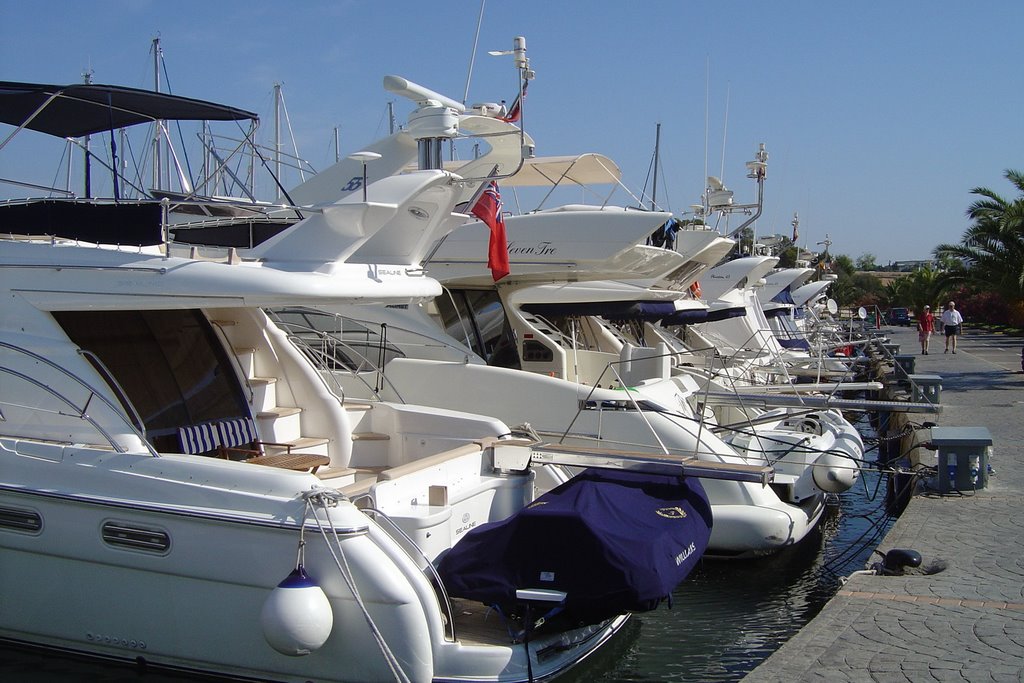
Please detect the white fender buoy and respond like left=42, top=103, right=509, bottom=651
left=812, top=451, right=858, bottom=493
left=260, top=565, right=334, bottom=656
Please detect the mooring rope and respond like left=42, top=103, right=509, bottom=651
left=302, top=489, right=412, bottom=683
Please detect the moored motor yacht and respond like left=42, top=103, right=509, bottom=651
left=0, top=73, right=729, bottom=682
left=294, top=215, right=853, bottom=557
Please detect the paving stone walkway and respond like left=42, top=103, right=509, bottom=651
left=744, top=325, right=1024, bottom=682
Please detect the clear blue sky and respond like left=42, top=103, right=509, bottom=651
left=3, top=0, right=1022, bottom=264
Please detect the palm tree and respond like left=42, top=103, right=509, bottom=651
left=905, top=266, right=948, bottom=312
left=934, top=169, right=1024, bottom=302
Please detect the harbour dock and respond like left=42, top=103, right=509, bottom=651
left=744, top=325, right=1024, bottom=681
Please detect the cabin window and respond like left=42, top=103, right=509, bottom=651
left=52, top=310, right=248, bottom=453
left=436, top=289, right=519, bottom=369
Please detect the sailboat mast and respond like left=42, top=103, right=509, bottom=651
left=82, top=68, right=93, bottom=198
left=273, top=82, right=282, bottom=184
left=151, top=37, right=163, bottom=191
left=651, top=122, right=661, bottom=210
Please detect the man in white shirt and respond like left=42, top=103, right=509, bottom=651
left=941, top=301, right=964, bottom=353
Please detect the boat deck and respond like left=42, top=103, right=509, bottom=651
left=448, top=597, right=516, bottom=646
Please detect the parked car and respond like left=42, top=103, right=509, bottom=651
left=887, top=307, right=911, bottom=326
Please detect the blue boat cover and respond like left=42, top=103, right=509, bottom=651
left=437, top=469, right=712, bottom=624
left=778, top=337, right=811, bottom=350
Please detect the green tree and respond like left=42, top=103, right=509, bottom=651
left=855, top=253, right=877, bottom=271
left=831, top=254, right=856, bottom=278
left=934, top=169, right=1024, bottom=304
left=904, top=266, right=948, bottom=312
left=777, top=245, right=800, bottom=268
left=880, top=278, right=910, bottom=308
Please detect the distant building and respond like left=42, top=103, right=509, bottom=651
left=888, top=259, right=937, bottom=272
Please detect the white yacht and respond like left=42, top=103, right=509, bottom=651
left=296, top=212, right=853, bottom=557
left=0, top=77, right=723, bottom=682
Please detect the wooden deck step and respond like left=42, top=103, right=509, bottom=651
left=263, top=436, right=329, bottom=457
left=258, top=406, right=302, bottom=419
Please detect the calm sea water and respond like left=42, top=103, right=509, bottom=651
left=573, top=458, right=895, bottom=682
left=1, top=448, right=893, bottom=683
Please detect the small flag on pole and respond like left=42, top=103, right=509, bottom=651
left=471, top=181, right=511, bottom=281
left=500, top=81, right=528, bottom=123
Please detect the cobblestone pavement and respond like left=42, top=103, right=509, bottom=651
left=744, top=325, right=1024, bottom=682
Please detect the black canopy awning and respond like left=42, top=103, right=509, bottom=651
left=0, top=81, right=257, bottom=138
left=763, top=305, right=794, bottom=319
left=705, top=305, right=747, bottom=322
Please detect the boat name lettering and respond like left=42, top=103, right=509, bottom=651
left=674, top=542, right=697, bottom=567
left=455, top=520, right=477, bottom=536
left=86, top=632, right=146, bottom=649
left=341, top=176, right=364, bottom=192
left=373, top=267, right=403, bottom=277
left=507, top=241, right=557, bottom=256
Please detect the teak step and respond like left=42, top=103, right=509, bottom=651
left=257, top=406, right=303, bottom=443
left=248, top=376, right=278, bottom=411
left=258, top=406, right=302, bottom=419
left=263, top=436, right=329, bottom=457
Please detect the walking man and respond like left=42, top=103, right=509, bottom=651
left=941, top=301, right=964, bottom=354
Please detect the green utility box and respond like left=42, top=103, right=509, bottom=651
left=931, top=426, right=993, bottom=493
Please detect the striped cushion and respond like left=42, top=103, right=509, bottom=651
left=178, top=423, right=222, bottom=455
left=217, top=417, right=258, bottom=450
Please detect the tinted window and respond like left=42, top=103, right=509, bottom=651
left=436, top=289, right=519, bottom=368
left=53, top=310, right=248, bottom=452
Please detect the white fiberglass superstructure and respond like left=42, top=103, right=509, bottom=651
left=299, top=204, right=855, bottom=557
left=0, top=70, right=727, bottom=682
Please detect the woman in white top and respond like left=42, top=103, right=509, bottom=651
left=941, top=301, right=964, bottom=353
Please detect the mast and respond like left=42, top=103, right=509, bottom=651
left=273, top=82, right=282, bottom=184
left=82, top=68, right=93, bottom=198
left=651, top=122, right=661, bottom=210
left=151, top=37, right=163, bottom=191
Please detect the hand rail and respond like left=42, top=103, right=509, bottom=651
left=77, top=349, right=148, bottom=436
left=265, top=310, right=403, bottom=404
left=0, top=340, right=158, bottom=456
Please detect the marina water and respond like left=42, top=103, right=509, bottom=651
left=0, top=446, right=893, bottom=682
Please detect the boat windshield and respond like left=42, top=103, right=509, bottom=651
left=435, top=289, right=519, bottom=369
